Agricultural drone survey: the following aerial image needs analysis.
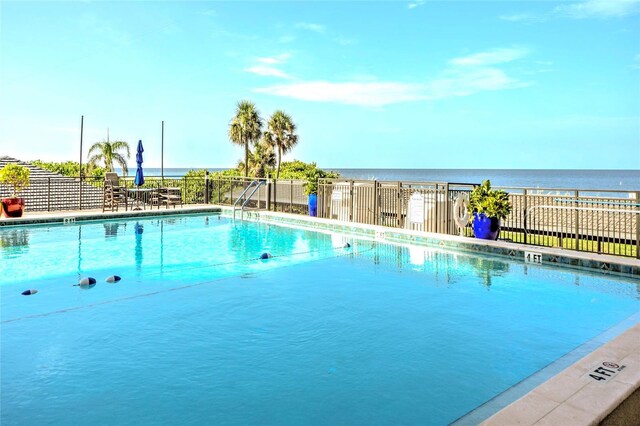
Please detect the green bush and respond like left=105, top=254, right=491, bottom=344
left=31, top=160, right=105, bottom=179
left=0, top=163, right=30, bottom=197
left=467, top=180, right=512, bottom=220
left=274, top=160, right=340, bottom=195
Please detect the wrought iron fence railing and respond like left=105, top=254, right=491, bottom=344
left=2, top=174, right=638, bottom=258
left=317, top=179, right=640, bottom=259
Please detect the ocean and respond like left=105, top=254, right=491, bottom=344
left=120, top=168, right=640, bottom=191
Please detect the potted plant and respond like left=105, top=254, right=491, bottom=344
left=0, top=163, right=30, bottom=218
left=304, top=170, right=320, bottom=217
left=467, top=180, right=512, bottom=240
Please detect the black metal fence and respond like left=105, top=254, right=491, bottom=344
left=318, top=179, right=640, bottom=259
left=2, top=175, right=638, bottom=258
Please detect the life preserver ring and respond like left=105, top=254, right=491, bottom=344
left=453, top=193, right=471, bottom=229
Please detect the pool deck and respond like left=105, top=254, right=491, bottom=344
left=2, top=206, right=639, bottom=424
left=481, top=321, right=640, bottom=425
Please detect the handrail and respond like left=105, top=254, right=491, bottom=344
left=240, top=181, right=265, bottom=220
left=232, top=180, right=265, bottom=220
left=552, top=198, right=640, bottom=207
left=526, top=205, right=640, bottom=217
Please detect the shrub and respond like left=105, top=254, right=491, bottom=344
left=467, top=180, right=512, bottom=220
left=0, top=163, right=30, bottom=197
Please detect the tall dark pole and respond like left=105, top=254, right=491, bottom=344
left=161, top=120, right=164, bottom=185
left=79, top=115, right=84, bottom=175
left=79, top=115, right=84, bottom=210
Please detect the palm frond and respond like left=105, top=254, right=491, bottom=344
left=110, top=141, right=131, bottom=158
left=111, top=153, right=128, bottom=175
left=87, top=142, right=105, bottom=156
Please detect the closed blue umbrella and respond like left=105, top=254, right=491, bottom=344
left=133, top=140, right=144, bottom=210
left=134, top=140, right=145, bottom=186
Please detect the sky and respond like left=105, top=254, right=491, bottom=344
left=1, top=0, right=639, bottom=170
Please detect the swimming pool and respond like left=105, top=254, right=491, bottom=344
left=1, top=213, right=639, bottom=425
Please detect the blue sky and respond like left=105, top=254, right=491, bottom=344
left=1, top=0, right=639, bottom=170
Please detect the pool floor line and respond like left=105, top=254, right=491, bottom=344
left=451, top=310, right=640, bottom=425
left=1, top=243, right=374, bottom=325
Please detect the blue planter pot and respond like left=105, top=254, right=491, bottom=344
left=472, top=212, right=501, bottom=240
left=308, top=194, right=317, bottom=217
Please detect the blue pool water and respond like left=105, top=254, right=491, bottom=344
left=1, top=214, right=639, bottom=425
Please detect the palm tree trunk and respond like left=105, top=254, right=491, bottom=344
left=276, top=147, right=282, bottom=180
left=244, top=139, right=249, bottom=178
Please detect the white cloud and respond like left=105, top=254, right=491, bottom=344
left=200, top=9, right=217, bottom=17
left=408, top=1, right=426, bottom=9
left=255, top=69, right=529, bottom=107
left=425, top=68, right=530, bottom=99
left=499, top=13, right=536, bottom=22
left=500, top=0, right=638, bottom=22
left=257, top=53, right=291, bottom=65
left=555, top=0, right=639, bottom=18
left=245, top=53, right=292, bottom=79
left=245, top=66, right=291, bottom=79
left=450, top=48, right=529, bottom=66
left=295, top=22, right=325, bottom=33
left=254, top=47, right=531, bottom=107
left=256, top=81, right=425, bottom=107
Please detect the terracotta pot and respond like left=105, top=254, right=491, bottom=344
left=1, top=198, right=25, bottom=218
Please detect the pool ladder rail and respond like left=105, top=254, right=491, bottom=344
left=233, top=179, right=266, bottom=221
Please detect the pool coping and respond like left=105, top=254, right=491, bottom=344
left=3, top=206, right=639, bottom=424
left=0, top=205, right=222, bottom=226
left=480, top=321, right=640, bottom=426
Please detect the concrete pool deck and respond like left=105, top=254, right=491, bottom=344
left=481, top=321, right=640, bottom=425
left=2, top=206, right=639, bottom=424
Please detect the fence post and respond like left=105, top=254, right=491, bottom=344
left=636, top=191, right=640, bottom=259
left=183, top=177, right=187, bottom=204
left=349, top=180, right=354, bottom=222
left=230, top=180, right=235, bottom=205
left=47, top=178, right=51, bottom=212
left=266, top=180, right=271, bottom=210
left=396, top=182, right=402, bottom=228
left=273, top=179, right=278, bottom=212
left=444, top=183, right=450, bottom=234
left=523, top=189, right=528, bottom=245
left=290, top=180, right=293, bottom=213
left=78, top=174, right=83, bottom=210
left=574, top=190, right=580, bottom=251
left=204, top=171, right=209, bottom=204
left=319, top=180, right=324, bottom=218
left=373, top=180, right=379, bottom=226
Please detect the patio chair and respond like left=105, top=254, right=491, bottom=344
left=148, top=188, right=162, bottom=209
left=158, top=187, right=182, bottom=209
left=102, top=172, right=128, bottom=212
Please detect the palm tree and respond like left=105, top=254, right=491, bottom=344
left=228, top=100, right=263, bottom=178
left=249, top=140, right=276, bottom=178
left=263, top=110, right=298, bottom=180
left=88, top=139, right=131, bottom=175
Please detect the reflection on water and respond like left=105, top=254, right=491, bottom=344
left=104, top=222, right=120, bottom=238
left=0, top=228, right=30, bottom=257
left=368, top=243, right=511, bottom=289
left=464, top=255, right=510, bottom=288
left=135, top=222, right=144, bottom=271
